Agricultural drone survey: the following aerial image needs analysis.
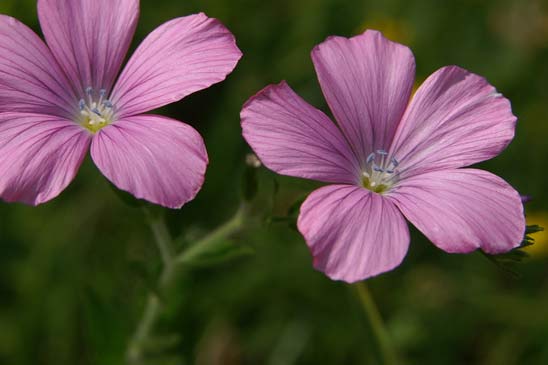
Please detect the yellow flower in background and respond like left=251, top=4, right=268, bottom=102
left=356, top=17, right=421, bottom=95
left=524, top=212, right=548, bottom=258
left=356, top=16, right=414, bottom=45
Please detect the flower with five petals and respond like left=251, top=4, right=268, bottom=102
left=241, top=30, right=525, bottom=282
left=0, top=0, right=242, bottom=208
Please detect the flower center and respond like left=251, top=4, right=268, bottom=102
left=78, top=87, right=115, bottom=133
left=361, top=150, right=400, bottom=194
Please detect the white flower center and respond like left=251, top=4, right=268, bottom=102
left=361, top=150, right=400, bottom=193
left=78, top=87, right=115, bottom=133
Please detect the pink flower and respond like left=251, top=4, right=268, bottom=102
left=241, top=30, right=525, bottom=283
left=0, top=0, right=242, bottom=208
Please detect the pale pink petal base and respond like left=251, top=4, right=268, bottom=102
left=112, top=13, right=242, bottom=117
left=298, top=185, right=410, bottom=283
left=389, top=169, right=525, bottom=254
left=241, top=82, right=360, bottom=184
left=312, top=30, right=415, bottom=160
left=0, top=113, right=91, bottom=205
left=91, top=115, right=208, bottom=209
left=390, top=66, right=517, bottom=178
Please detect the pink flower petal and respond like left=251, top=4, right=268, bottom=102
left=390, top=66, right=517, bottom=178
left=91, top=115, right=208, bottom=209
left=0, top=15, right=75, bottom=116
left=38, top=0, right=139, bottom=93
left=388, top=168, right=525, bottom=254
left=241, top=82, right=361, bottom=184
left=311, top=30, right=415, bottom=162
left=0, top=113, right=91, bottom=205
left=297, top=185, right=410, bottom=283
left=112, top=13, right=242, bottom=117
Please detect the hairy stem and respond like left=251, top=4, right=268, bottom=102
left=126, top=205, right=247, bottom=365
left=354, top=282, right=399, bottom=365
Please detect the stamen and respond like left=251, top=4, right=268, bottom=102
left=85, top=87, right=94, bottom=106
left=98, top=89, right=106, bottom=105
left=361, top=150, right=402, bottom=194
left=77, top=87, right=115, bottom=133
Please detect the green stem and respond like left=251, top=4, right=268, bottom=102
left=354, top=282, right=399, bottom=365
left=126, top=294, right=160, bottom=364
left=175, top=205, right=246, bottom=264
left=126, top=205, right=247, bottom=365
left=142, top=207, right=175, bottom=268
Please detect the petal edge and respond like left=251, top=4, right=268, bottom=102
left=38, top=0, right=140, bottom=94
left=388, top=168, right=525, bottom=254
left=312, top=30, right=416, bottom=162
left=390, top=66, right=517, bottom=178
left=241, top=81, right=361, bottom=184
left=112, top=13, right=242, bottom=117
left=298, top=185, right=410, bottom=282
left=91, top=115, right=208, bottom=209
left=0, top=113, right=90, bottom=205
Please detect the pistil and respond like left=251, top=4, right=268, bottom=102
left=78, top=87, right=115, bottom=133
left=361, top=150, right=400, bottom=193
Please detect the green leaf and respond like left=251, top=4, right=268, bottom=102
left=482, top=224, right=544, bottom=276
left=526, top=225, right=544, bottom=235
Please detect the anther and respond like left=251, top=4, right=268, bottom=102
left=99, top=89, right=106, bottom=97
left=85, top=86, right=93, bottom=95
left=362, top=149, right=401, bottom=193
left=79, top=99, right=85, bottom=110
left=103, top=100, right=113, bottom=108
left=92, top=108, right=102, bottom=116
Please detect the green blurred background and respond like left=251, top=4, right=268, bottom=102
left=1, top=0, right=547, bottom=364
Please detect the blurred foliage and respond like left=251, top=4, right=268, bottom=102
left=1, top=0, right=548, bottom=364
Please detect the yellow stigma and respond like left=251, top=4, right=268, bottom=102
left=78, top=87, right=114, bottom=133
left=362, top=176, right=389, bottom=194
left=81, top=115, right=109, bottom=133
left=360, top=150, right=399, bottom=194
